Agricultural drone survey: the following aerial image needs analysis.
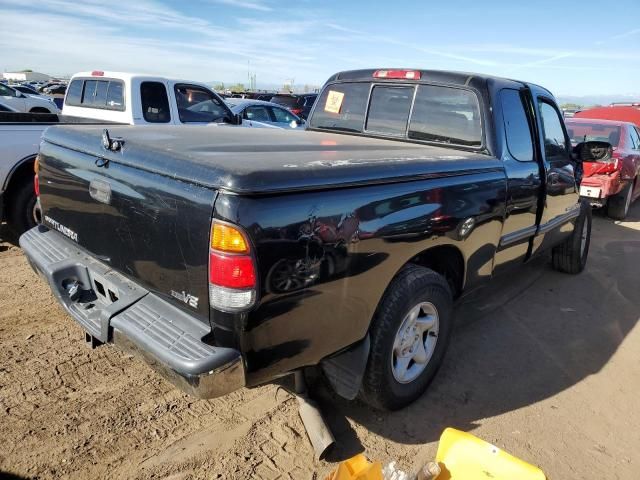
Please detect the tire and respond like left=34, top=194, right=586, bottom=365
left=7, top=179, right=38, bottom=235
left=607, top=181, right=633, bottom=220
left=361, top=264, right=453, bottom=410
left=551, top=200, right=591, bottom=274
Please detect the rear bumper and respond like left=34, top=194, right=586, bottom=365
left=581, top=172, right=623, bottom=201
left=19, top=226, right=245, bottom=399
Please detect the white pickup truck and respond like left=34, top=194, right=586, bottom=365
left=62, top=71, right=241, bottom=125
left=1, top=71, right=244, bottom=235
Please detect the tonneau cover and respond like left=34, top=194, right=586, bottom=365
left=43, top=125, right=502, bottom=195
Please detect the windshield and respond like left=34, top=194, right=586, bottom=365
left=309, top=81, right=482, bottom=147
left=270, top=95, right=298, bottom=107
left=565, top=121, right=621, bottom=147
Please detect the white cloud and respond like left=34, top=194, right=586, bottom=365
left=210, top=0, right=272, bottom=11
left=1, top=1, right=638, bottom=95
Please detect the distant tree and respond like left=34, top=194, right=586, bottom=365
left=230, top=83, right=245, bottom=93
left=19, top=69, right=33, bottom=72
left=282, top=84, right=292, bottom=93
left=213, top=83, right=225, bottom=91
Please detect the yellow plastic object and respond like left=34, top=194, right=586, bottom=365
left=435, top=428, right=546, bottom=480
left=324, top=453, right=383, bottom=480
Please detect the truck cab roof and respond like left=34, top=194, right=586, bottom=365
left=324, top=68, right=555, bottom=99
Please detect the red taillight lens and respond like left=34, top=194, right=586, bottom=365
left=373, top=69, right=421, bottom=80
left=290, top=108, right=303, bottom=115
left=34, top=174, right=40, bottom=197
left=209, top=252, right=256, bottom=289
left=91, top=70, right=104, bottom=76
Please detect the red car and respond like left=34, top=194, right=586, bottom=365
left=565, top=117, right=640, bottom=219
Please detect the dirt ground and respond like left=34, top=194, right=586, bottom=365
left=1, top=205, right=639, bottom=480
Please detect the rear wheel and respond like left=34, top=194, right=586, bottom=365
left=607, top=181, right=633, bottom=220
left=551, top=200, right=591, bottom=274
left=361, top=265, right=453, bottom=410
left=7, top=179, right=38, bottom=235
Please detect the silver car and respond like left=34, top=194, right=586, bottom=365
left=226, top=99, right=305, bottom=129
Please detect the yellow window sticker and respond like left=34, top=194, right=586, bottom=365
left=324, top=90, right=344, bottom=114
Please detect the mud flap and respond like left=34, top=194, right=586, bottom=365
left=320, top=335, right=370, bottom=400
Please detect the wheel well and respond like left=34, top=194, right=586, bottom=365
left=4, top=156, right=36, bottom=200
left=29, top=107, right=50, bottom=113
left=407, top=245, right=465, bottom=298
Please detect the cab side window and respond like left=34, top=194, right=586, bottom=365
left=141, top=81, right=170, bottom=123
left=538, top=100, right=569, bottom=160
left=500, top=89, right=534, bottom=161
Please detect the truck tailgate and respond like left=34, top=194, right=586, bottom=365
left=37, top=132, right=216, bottom=324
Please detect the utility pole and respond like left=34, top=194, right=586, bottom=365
left=247, top=60, right=257, bottom=91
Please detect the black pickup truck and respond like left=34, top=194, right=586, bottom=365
left=21, top=69, right=603, bottom=410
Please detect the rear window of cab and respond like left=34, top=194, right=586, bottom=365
left=565, top=121, right=622, bottom=147
left=65, top=78, right=125, bottom=111
left=309, top=82, right=482, bottom=148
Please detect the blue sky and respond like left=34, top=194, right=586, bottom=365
left=1, top=0, right=638, bottom=96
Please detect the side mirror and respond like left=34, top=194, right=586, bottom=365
left=573, top=141, right=612, bottom=162
left=15, top=91, right=25, bottom=98
left=234, top=113, right=243, bottom=125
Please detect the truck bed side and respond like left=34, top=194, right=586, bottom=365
left=216, top=168, right=507, bottom=385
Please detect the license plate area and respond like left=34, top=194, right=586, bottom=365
left=50, top=259, right=148, bottom=343
left=580, top=185, right=601, bottom=198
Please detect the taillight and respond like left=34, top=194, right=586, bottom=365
left=91, top=70, right=105, bottom=76
left=290, top=108, right=303, bottom=115
left=602, top=152, right=622, bottom=173
left=373, top=69, right=421, bottom=80
left=209, top=253, right=255, bottom=288
left=209, top=222, right=257, bottom=312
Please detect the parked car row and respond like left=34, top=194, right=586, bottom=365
left=0, top=82, right=59, bottom=113
left=219, top=91, right=318, bottom=119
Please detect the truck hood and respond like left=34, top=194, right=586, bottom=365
left=42, top=125, right=502, bottom=195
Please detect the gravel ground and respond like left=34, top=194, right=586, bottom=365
left=0, top=204, right=639, bottom=479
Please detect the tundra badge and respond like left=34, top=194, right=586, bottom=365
left=44, top=215, right=79, bottom=242
left=170, top=290, right=199, bottom=309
